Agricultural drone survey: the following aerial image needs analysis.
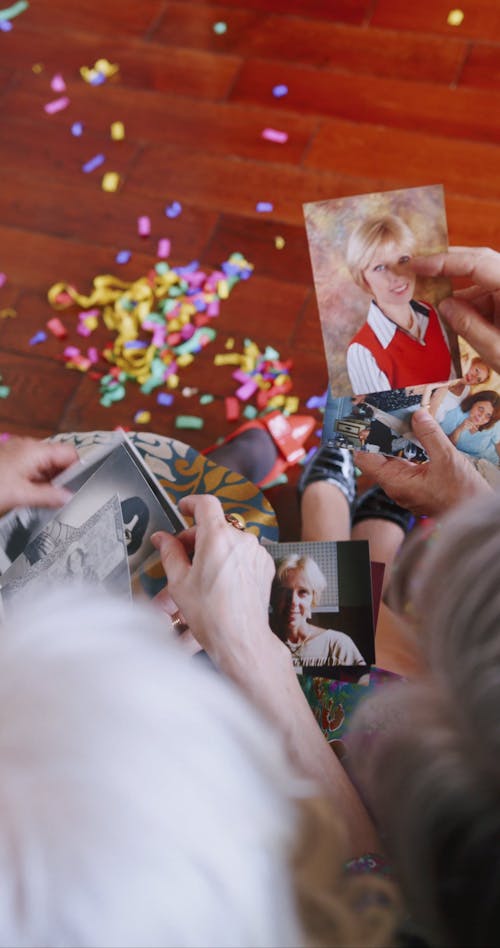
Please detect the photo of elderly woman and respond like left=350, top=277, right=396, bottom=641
left=265, top=541, right=375, bottom=676
left=303, top=184, right=458, bottom=396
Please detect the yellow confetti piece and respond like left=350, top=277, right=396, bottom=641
left=217, top=279, right=229, bottom=299
left=225, top=337, right=235, bottom=350
left=82, top=315, right=98, bottom=331
left=134, top=410, right=151, bottom=424
left=214, top=353, right=242, bottom=366
left=274, top=373, right=288, bottom=387
left=167, top=374, right=179, bottom=389
left=176, top=353, right=194, bottom=367
left=447, top=8, right=464, bottom=26
left=32, top=63, right=44, bottom=74
left=274, top=235, right=285, bottom=249
left=284, top=396, right=299, bottom=414
left=267, top=395, right=286, bottom=409
left=110, top=121, right=125, bottom=140
left=0, top=308, right=16, bottom=319
left=95, top=58, right=119, bottom=78
left=102, top=172, right=121, bottom=192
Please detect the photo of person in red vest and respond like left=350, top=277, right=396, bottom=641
left=345, top=215, right=455, bottom=394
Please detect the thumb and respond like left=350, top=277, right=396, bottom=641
left=410, top=409, right=454, bottom=462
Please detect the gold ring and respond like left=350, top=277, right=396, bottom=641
left=170, top=610, right=189, bottom=634
left=225, top=513, right=246, bottom=531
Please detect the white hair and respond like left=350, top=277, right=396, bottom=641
left=0, top=588, right=305, bottom=948
left=349, top=493, right=500, bottom=946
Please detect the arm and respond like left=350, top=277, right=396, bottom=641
left=354, top=409, right=492, bottom=517
left=0, top=437, right=78, bottom=515
left=413, top=247, right=500, bottom=374
left=152, top=494, right=379, bottom=858
left=346, top=343, right=391, bottom=394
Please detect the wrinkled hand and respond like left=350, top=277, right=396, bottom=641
left=0, top=437, right=78, bottom=514
left=413, top=247, right=500, bottom=374
left=354, top=409, right=492, bottom=517
left=151, top=494, right=278, bottom=669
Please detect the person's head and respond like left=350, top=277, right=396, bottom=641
left=66, top=544, right=86, bottom=575
left=120, top=496, right=149, bottom=555
left=460, top=389, right=500, bottom=429
left=271, top=555, right=327, bottom=642
left=346, top=215, right=417, bottom=307
left=349, top=495, right=500, bottom=947
left=0, top=587, right=305, bottom=947
left=464, top=356, right=491, bottom=387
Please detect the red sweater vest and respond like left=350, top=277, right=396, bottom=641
left=350, top=302, right=451, bottom=388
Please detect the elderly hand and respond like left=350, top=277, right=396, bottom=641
left=0, top=437, right=78, bottom=515
left=354, top=409, right=492, bottom=517
left=151, top=494, right=280, bottom=671
left=413, top=246, right=500, bottom=374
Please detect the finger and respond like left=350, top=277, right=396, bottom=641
left=151, top=530, right=191, bottom=585
left=412, top=248, right=500, bottom=289
left=178, top=493, right=226, bottom=527
left=36, top=442, right=80, bottom=480
left=353, top=451, right=402, bottom=478
left=410, top=409, right=457, bottom=461
left=438, top=298, right=500, bottom=373
left=4, top=483, right=73, bottom=511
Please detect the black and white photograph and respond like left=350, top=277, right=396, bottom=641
left=264, top=539, right=375, bottom=676
left=0, top=494, right=131, bottom=612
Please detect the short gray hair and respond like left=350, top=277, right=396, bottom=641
left=349, top=494, right=500, bottom=946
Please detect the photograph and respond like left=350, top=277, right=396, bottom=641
left=0, top=494, right=131, bottom=612
left=0, top=434, right=186, bottom=578
left=303, top=184, right=460, bottom=395
left=322, top=376, right=500, bottom=470
left=263, top=539, right=375, bottom=676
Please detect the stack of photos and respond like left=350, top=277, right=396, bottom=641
left=304, top=183, right=500, bottom=475
left=263, top=539, right=375, bottom=678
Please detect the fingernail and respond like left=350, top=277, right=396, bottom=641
left=150, top=532, right=162, bottom=547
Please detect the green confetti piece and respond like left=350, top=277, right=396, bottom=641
left=155, top=262, right=170, bottom=275
left=199, top=394, right=214, bottom=405
left=0, top=1, right=29, bottom=21
left=243, top=404, right=258, bottom=419
left=0, top=386, right=10, bottom=398
left=175, top=415, right=204, bottom=430
left=262, top=472, right=288, bottom=489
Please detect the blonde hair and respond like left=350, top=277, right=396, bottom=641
left=274, top=554, right=327, bottom=607
left=346, top=215, right=416, bottom=292
left=350, top=494, right=500, bottom=946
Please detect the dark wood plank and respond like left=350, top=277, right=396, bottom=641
left=307, top=118, right=500, bottom=201
left=0, top=352, right=84, bottom=433
left=459, top=44, right=500, bottom=89
left=371, top=0, right=500, bottom=43
left=229, top=58, right=500, bottom=144
left=156, top=2, right=467, bottom=84
left=193, top=0, right=370, bottom=25
left=1, top=85, right=315, bottom=166
left=204, top=215, right=313, bottom=285
left=11, top=0, right=166, bottom=37
left=1, top=27, right=240, bottom=99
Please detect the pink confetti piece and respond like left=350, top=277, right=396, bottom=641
left=137, top=215, right=151, bottom=237
left=157, top=238, right=171, bottom=258
left=0, top=273, right=6, bottom=288
left=44, top=96, right=70, bottom=114
left=261, top=127, right=288, bottom=144
left=236, top=379, right=259, bottom=400
left=87, top=347, right=99, bottom=363
left=64, top=346, right=81, bottom=359
left=50, top=73, right=66, bottom=92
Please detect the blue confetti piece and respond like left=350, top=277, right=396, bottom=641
left=29, top=331, right=47, bottom=345
left=165, top=201, right=182, bottom=219
left=71, top=121, right=84, bottom=136
left=0, top=20, right=13, bottom=31
left=123, top=340, right=148, bottom=349
left=90, top=71, right=106, bottom=85
left=82, top=153, right=105, bottom=173
left=256, top=201, right=273, bottom=213
left=157, top=392, right=174, bottom=406
left=115, top=250, right=132, bottom=264
left=272, top=84, right=288, bottom=98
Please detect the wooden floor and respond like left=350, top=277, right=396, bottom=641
left=1, top=0, right=499, bottom=538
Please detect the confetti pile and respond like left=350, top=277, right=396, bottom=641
left=46, top=253, right=254, bottom=408
left=214, top=338, right=298, bottom=422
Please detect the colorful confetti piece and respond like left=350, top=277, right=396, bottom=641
left=272, top=84, right=288, bottom=98
left=82, top=154, right=105, bottom=173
